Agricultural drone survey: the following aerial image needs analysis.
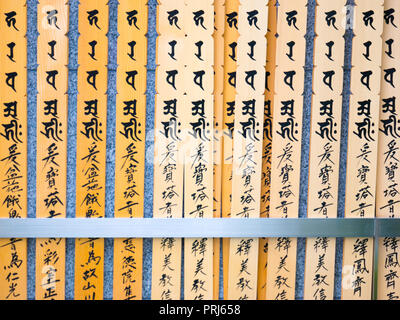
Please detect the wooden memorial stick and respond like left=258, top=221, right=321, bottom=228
left=35, top=0, right=69, bottom=300
left=303, top=0, right=346, bottom=300
left=75, top=0, right=109, bottom=300
left=213, top=0, right=225, bottom=300
left=113, top=0, right=148, bottom=300
left=0, top=0, right=28, bottom=300
left=341, top=0, right=383, bottom=300
left=375, top=0, right=400, bottom=301
left=266, top=0, right=307, bottom=300
left=182, top=0, right=214, bottom=300
left=152, top=0, right=185, bottom=300
left=227, top=0, right=268, bottom=300
left=221, top=0, right=239, bottom=299
left=258, top=0, right=277, bottom=300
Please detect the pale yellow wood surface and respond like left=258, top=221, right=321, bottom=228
left=36, top=0, right=68, bottom=300
left=183, top=0, right=215, bottom=300
left=342, top=0, right=384, bottom=300
left=376, top=0, right=400, bottom=301
left=113, top=0, right=148, bottom=300
left=75, top=1, right=109, bottom=300
left=258, top=1, right=277, bottom=300
left=227, top=0, right=268, bottom=300
left=221, top=0, right=239, bottom=299
left=152, top=0, right=186, bottom=300
left=0, top=0, right=28, bottom=300
left=303, top=0, right=346, bottom=301
left=267, top=0, right=307, bottom=300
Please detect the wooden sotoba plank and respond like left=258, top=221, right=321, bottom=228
left=36, top=0, right=69, bottom=300
left=113, top=0, right=148, bottom=300
left=75, top=1, right=109, bottom=300
left=303, top=0, right=347, bottom=301
left=267, top=0, right=308, bottom=300
left=375, top=0, right=400, bottom=301
left=221, top=0, right=239, bottom=299
left=258, top=0, right=277, bottom=300
left=152, top=0, right=186, bottom=300
left=182, top=0, right=215, bottom=300
left=227, top=0, right=268, bottom=300
left=341, top=0, right=384, bottom=300
left=0, top=0, right=28, bottom=300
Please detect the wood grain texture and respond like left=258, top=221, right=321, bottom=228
left=227, top=0, right=268, bottom=300
left=0, top=0, right=28, bottom=300
left=75, top=0, right=109, bottom=300
left=375, top=0, right=400, bottom=301
left=303, top=0, right=346, bottom=301
left=267, top=0, right=308, bottom=300
left=182, top=0, right=215, bottom=300
left=258, top=0, right=277, bottom=300
left=35, top=0, right=68, bottom=300
left=221, top=0, right=239, bottom=299
left=342, top=0, right=384, bottom=300
left=152, top=0, right=186, bottom=300
left=113, top=0, right=148, bottom=300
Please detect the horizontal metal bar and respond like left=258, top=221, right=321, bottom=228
left=376, top=218, right=400, bottom=238
left=1, top=218, right=397, bottom=238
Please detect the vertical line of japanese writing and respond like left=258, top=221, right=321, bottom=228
left=303, top=0, right=346, bottom=301
left=183, top=0, right=214, bottom=300
left=375, top=0, right=400, bottom=301
left=266, top=0, right=307, bottom=300
left=75, top=0, right=109, bottom=300
left=35, top=0, right=68, bottom=300
left=341, top=0, right=383, bottom=300
left=221, top=0, right=239, bottom=298
left=213, top=0, right=225, bottom=300
left=227, top=0, right=268, bottom=300
left=258, top=0, right=276, bottom=300
left=221, top=0, right=239, bottom=299
left=113, top=0, right=147, bottom=300
left=151, top=0, right=185, bottom=300
left=0, top=0, right=27, bottom=300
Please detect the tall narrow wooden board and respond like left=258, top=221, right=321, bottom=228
left=113, top=0, right=148, bottom=300
left=227, top=0, right=268, bottom=300
left=303, top=0, right=346, bottom=300
left=258, top=0, right=277, bottom=300
left=75, top=1, right=109, bottom=300
left=266, top=0, right=307, bottom=300
left=376, top=0, right=400, bottom=301
left=341, top=0, right=383, bottom=300
left=0, top=0, right=27, bottom=300
left=152, top=0, right=186, bottom=300
left=183, top=0, right=215, bottom=300
left=35, top=0, right=68, bottom=300
left=221, top=0, right=239, bottom=299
